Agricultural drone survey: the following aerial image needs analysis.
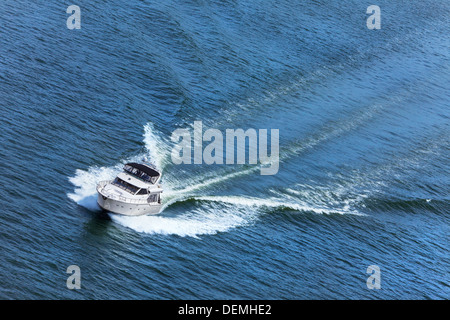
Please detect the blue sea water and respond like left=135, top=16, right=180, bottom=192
left=0, top=0, right=449, bottom=299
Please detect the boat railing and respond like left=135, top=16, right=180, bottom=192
left=117, top=196, right=151, bottom=204
left=97, top=180, right=111, bottom=190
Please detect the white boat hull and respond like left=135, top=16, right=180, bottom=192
left=97, top=194, right=162, bottom=216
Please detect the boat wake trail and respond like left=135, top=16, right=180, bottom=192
left=110, top=194, right=364, bottom=238
left=68, top=119, right=371, bottom=237
left=110, top=199, right=258, bottom=238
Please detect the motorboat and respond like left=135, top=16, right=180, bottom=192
left=97, top=162, right=163, bottom=216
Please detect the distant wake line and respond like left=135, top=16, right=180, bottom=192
left=163, top=98, right=393, bottom=197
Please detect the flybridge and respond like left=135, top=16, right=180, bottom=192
left=123, top=163, right=160, bottom=184
left=170, top=121, right=279, bottom=175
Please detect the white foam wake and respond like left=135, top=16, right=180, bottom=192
left=109, top=202, right=257, bottom=238
left=67, top=165, right=120, bottom=211
left=109, top=193, right=364, bottom=238
left=142, top=123, right=170, bottom=172
left=68, top=122, right=365, bottom=238
left=192, top=195, right=363, bottom=216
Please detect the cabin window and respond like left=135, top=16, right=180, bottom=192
left=150, top=176, right=158, bottom=184
left=148, top=193, right=158, bottom=203
left=137, top=188, right=148, bottom=195
left=112, top=177, right=139, bottom=194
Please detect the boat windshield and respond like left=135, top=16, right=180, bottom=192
left=112, top=177, right=139, bottom=194
left=123, top=164, right=159, bottom=184
left=137, top=188, right=148, bottom=195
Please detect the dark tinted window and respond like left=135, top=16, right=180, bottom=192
left=112, top=178, right=139, bottom=194
left=137, top=188, right=148, bottom=195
